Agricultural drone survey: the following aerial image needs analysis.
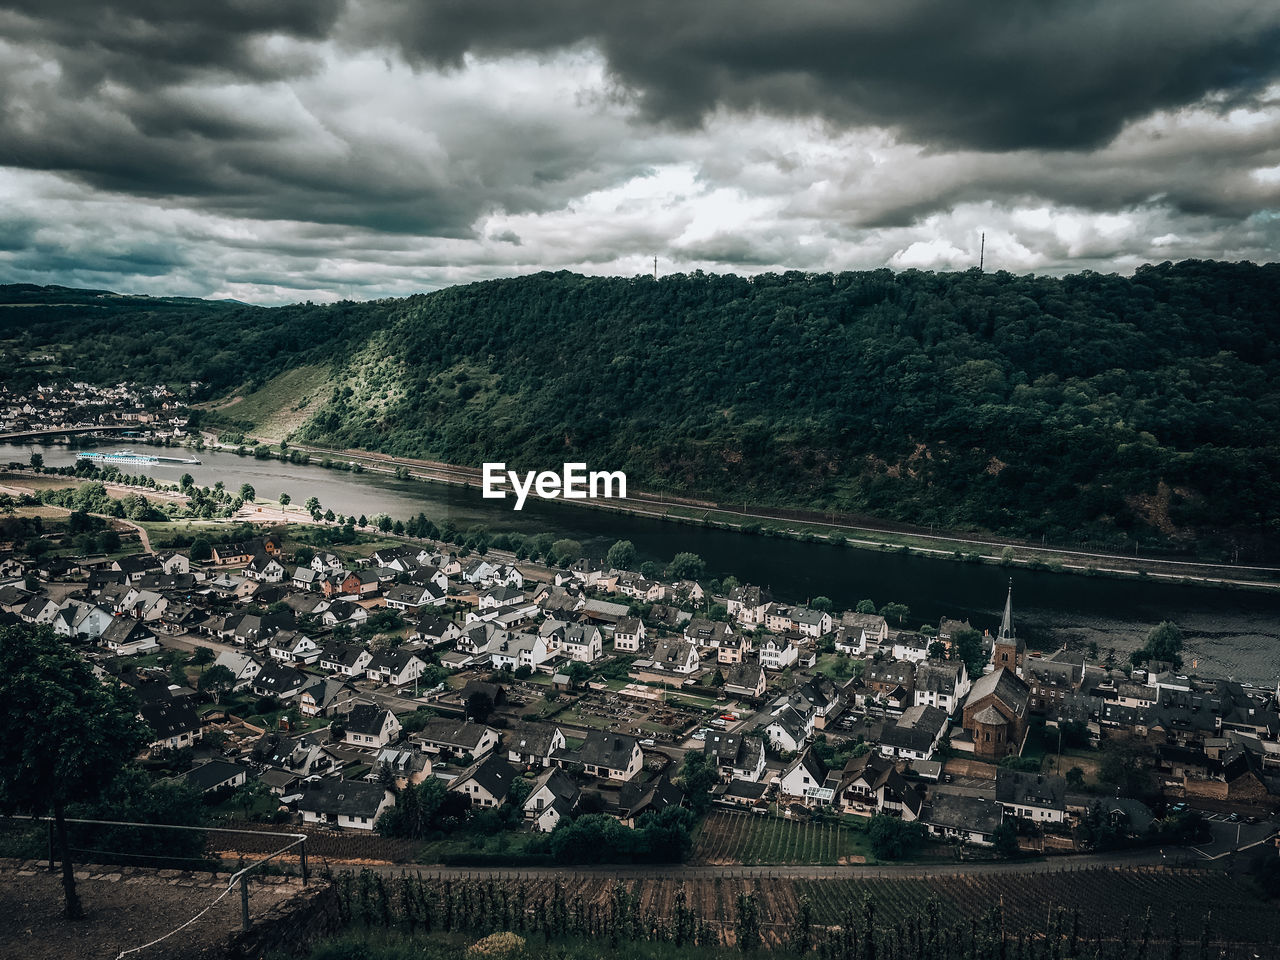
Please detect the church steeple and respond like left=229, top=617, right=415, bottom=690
left=999, top=580, right=1014, bottom=642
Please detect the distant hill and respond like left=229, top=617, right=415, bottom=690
left=4, top=260, right=1279, bottom=560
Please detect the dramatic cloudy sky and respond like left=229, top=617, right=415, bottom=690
left=2, top=1, right=1279, bottom=303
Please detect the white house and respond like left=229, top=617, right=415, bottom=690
left=758, top=635, right=798, bottom=671
left=269, top=632, right=321, bottom=665
left=995, top=769, right=1067, bottom=825
left=523, top=767, right=579, bottom=832
left=160, top=553, right=190, bottom=575
left=342, top=703, right=402, bottom=749
left=558, top=623, right=603, bottom=663
left=727, top=585, right=773, bottom=627
left=877, top=705, right=949, bottom=762
left=365, top=649, right=428, bottom=687
left=777, top=748, right=832, bottom=807
left=479, top=585, right=525, bottom=610
left=297, top=780, right=393, bottom=831
left=913, top=661, right=971, bottom=714
left=612, top=617, right=646, bottom=652
left=765, top=705, right=814, bottom=753
left=651, top=638, right=700, bottom=674
left=213, top=650, right=261, bottom=690
left=385, top=582, right=447, bottom=613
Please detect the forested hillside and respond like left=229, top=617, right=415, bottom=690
left=4, top=260, right=1279, bottom=558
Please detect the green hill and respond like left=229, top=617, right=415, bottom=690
left=4, top=260, right=1279, bottom=559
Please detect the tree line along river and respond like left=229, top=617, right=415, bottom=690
left=8, top=440, right=1280, bottom=685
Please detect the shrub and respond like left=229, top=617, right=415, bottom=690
left=468, top=932, right=526, bottom=959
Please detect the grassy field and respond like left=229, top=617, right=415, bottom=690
left=693, top=810, right=875, bottom=865
left=204, top=364, right=332, bottom=442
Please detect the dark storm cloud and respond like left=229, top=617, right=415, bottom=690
left=357, top=0, right=1280, bottom=151
left=0, top=37, right=660, bottom=237
left=0, top=0, right=343, bottom=88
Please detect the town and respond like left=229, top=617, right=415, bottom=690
left=0, top=378, right=195, bottom=440
left=2, top=488, right=1277, bottom=868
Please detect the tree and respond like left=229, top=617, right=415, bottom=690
left=788, top=895, right=814, bottom=956
left=950, top=627, right=986, bottom=680
left=1131, top=621, right=1184, bottom=669
left=377, top=514, right=393, bottom=533
left=279, top=492, right=291, bottom=506
left=232, top=779, right=272, bottom=819
left=810, top=596, right=832, bottom=612
left=1065, top=766, right=1085, bottom=788
left=377, top=777, right=449, bottom=840
left=927, top=640, right=948, bottom=660
left=993, top=822, right=1021, bottom=858
left=856, top=599, right=876, bottom=614
left=1098, top=742, right=1150, bottom=797
left=734, top=892, right=760, bottom=953
left=550, top=538, right=582, bottom=566
left=305, top=496, right=321, bottom=516
left=678, top=752, right=720, bottom=817
left=97, top=529, right=121, bottom=553
left=565, top=661, right=592, bottom=689
left=0, top=623, right=148, bottom=918
left=667, top=552, right=705, bottom=580
left=191, top=646, right=215, bottom=669
left=179, top=472, right=194, bottom=490
left=879, top=601, right=910, bottom=626
left=198, top=663, right=236, bottom=704
left=868, top=815, right=926, bottom=860
left=606, top=539, right=637, bottom=570
left=239, top=483, right=256, bottom=502
left=189, top=537, right=212, bottom=562
left=465, top=691, right=495, bottom=723
left=29, top=452, right=43, bottom=470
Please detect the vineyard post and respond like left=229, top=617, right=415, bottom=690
left=240, top=872, right=251, bottom=932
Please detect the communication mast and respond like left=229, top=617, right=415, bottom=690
left=653, top=255, right=658, bottom=280
left=979, top=232, right=985, bottom=272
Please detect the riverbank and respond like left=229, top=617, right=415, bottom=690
left=210, top=435, right=1280, bottom=595
left=7, top=449, right=1279, bottom=684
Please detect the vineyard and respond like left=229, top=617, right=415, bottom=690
left=325, top=866, right=1280, bottom=956
left=693, top=811, right=874, bottom=865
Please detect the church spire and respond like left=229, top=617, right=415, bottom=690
left=999, top=579, right=1014, bottom=642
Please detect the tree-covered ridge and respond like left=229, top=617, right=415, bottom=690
left=294, top=261, right=1280, bottom=556
left=5, top=259, right=1279, bottom=557
left=0, top=286, right=385, bottom=396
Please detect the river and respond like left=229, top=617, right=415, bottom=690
left=9, top=440, right=1280, bottom=684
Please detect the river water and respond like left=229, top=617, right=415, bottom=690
left=9, top=441, right=1280, bottom=684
